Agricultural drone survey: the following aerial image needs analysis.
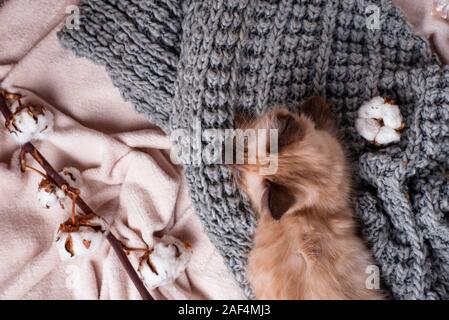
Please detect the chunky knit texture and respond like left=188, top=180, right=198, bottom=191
left=58, top=0, right=449, bottom=299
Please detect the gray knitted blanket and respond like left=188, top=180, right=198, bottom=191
left=58, top=0, right=449, bottom=299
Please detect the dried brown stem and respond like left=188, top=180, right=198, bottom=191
left=125, top=247, right=152, bottom=252
left=0, top=93, right=153, bottom=300
left=71, top=195, right=77, bottom=225
left=121, top=243, right=153, bottom=255
left=23, top=164, right=47, bottom=178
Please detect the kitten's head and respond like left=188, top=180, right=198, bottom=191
left=234, top=97, right=350, bottom=220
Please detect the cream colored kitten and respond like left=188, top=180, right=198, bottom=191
left=234, top=97, right=385, bottom=300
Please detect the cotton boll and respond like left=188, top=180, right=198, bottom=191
left=55, top=215, right=109, bottom=260
left=355, top=118, right=381, bottom=142
left=138, top=235, right=193, bottom=290
left=357, top=96, right=386, bottom=119
left=374, top=126, right=401, bottom=145
left=37, top=187, right=66, bottom=209
left=6, top=104, right=54, bottom=145
left=56, top=226, right=104, bottom=260
left=36, top=167, right=82, bottom=209
left=355, top=96, right=404, bottom=146
left=37, top=178, right=66, bottom=209
left=9, top=110, right=38, bottom=144
left=381, top=104, right=403, bottom=130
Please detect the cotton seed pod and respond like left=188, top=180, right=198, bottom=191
left=55, top=214, right=109, bottom=260
left=356, top=96, right=404, bottom=145
left=37, top=178, right=66, bottom=209
left=138, top=235, right=193, bottom=290
left=36, top=167, right=82, bottom=209
left=6, top=103, right=54, bottom=145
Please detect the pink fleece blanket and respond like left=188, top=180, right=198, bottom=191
left=0, top=0, right=448, bottom=300
left=394, top=0, right=449, bottom=65
left=0, top=0, right=244, bottom=300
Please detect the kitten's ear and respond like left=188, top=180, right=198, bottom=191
left=274, top=110, right=305, bottom=148
left=298, top=96, right=333, bottom=130
left=268, top=182, right=295, bottom=220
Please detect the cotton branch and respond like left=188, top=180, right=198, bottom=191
left=0, top=94, right=153, bottom=300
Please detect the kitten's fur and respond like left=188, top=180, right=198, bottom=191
left=234, top=97, right=384, bottom=300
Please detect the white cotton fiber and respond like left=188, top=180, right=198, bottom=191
left=357, top=96, right=386, bottom=119
left=381, top=104, right=403, bottom=130
left=374, top=126, right=401, bottom=145
left=55, top=216, right=109, bottom=260
left=138, top=235, right=193, bottom=290
left=37, top=183, right=66, bottom=209
left=355, top=96, right=404, bottom=145
left=355, top=118, right=381, bottom=142
left=36, top=167, right=83, bottom=209
left=7, top=104, right=54, bottom=145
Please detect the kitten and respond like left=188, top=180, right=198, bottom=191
left=233, top=97, right=384, bottom=300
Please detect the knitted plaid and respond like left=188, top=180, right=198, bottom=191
left=58, top=0, right=449, bottom=299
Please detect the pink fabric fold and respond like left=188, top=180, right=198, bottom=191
left=394, top=0, right=449, bottom=64
left=0, top=0, right=244, bottom=300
